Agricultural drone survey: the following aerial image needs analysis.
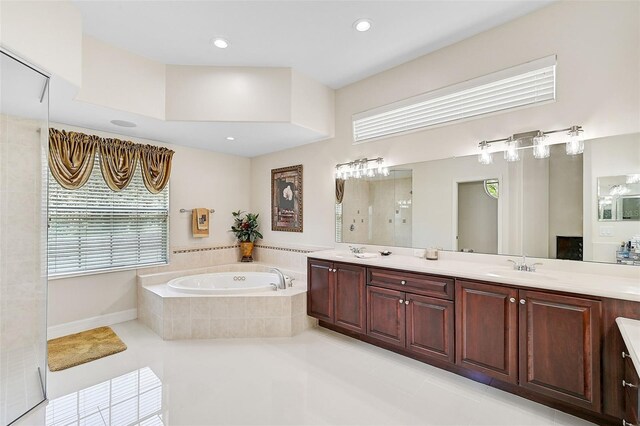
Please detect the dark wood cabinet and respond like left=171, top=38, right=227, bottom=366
left=307, top=260, right=333, bottom=322
left=366, top=286, right=454, bottom=363
left=455, top=280, right=518, bottom=384
left=518, top=290, right=602, bottom=412
left=334, top=263, right=366, bottom=333
left=308, top=257, right=639, bottom=425
left=367, top=286, right=405, bottom=347
left=623, top=349, right=639, bottom=426
left=406, top=293, right=455, bottom=363
left=307, top=259, right=366, bottom=332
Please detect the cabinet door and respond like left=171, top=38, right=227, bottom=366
left=334, top=263, right=366, bottom=333
left=367, top=286, right=405, bottom=348
left=307, top=260, right=334, bottom=322
left=519, top=290, right=601, bottom=412
left=406, top=294, right=454, bottom=363
left=455, top=280, right=518, bottom=383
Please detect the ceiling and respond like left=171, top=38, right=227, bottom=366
left=73, top=0, right=553, bottom=89
left=45, top=1, right=554, bottom=157
left=49, top=77, right=327, bottom=157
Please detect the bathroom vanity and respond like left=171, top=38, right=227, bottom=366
left=307, top=253, right=640, bottom=425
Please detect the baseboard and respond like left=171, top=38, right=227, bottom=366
left=47, top=308, right=138, bottom=339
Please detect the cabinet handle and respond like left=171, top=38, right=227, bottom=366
left=399, top=299, right=404, bottom=304
left=405, top=300, right=410, bottom=305
left=509, top=297, right=516, bottom=303
left=400, top=280, right=406, bottom=285
left=520, top=299, right=526, bottom=305
left=623, top=420, right=637, bottom=426
left=622, top=379, right=638, bottom=389
left=623, top=351, right=630, bottom=359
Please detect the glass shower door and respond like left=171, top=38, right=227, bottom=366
left=0, top=51, right=49, bottom=425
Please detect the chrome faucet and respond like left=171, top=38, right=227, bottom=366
left=270, top=268, right=287, bottom=289
left=349, top=246, right=366, bottom=254
left=507, top=256, right=543, bottom=272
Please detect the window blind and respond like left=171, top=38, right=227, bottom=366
left=48, top=156, right=169, bottom=276
left=353, top=55, right=556, bottom=143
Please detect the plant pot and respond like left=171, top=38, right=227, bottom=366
left=239, top=241, right=254, bottom=262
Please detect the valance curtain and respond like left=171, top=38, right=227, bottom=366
left=140, top=145, right=174, bottom=194
left=48, top=128, right=174, bottom=194
left=335, top=178, right=345, bottom=204
left=48, top=129, right=99, bottom=190
left=99, top=138, right=139, bottom=191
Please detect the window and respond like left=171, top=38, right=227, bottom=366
left=353, top=55, right=556, bottom=143
left=48, top=157, right=169, bottom=276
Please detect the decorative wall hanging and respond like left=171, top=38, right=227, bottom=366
left=271, top=164, right=303, bottom=232
left=48, top=128, right=174, bottom=194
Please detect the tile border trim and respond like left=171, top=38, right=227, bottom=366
left=172, top=244, right=313, bottom=255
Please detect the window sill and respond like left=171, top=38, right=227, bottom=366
left=48, top=262, right=169, bottom=281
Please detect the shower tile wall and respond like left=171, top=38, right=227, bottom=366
left=0, top=115, right=47, bottom=424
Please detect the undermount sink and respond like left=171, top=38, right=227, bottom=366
left=330, top=251, right=379, bottom=259
left=485, top=269, right=558, bottom=281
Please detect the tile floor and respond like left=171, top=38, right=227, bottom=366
left=17, top=320, right=594, bottom=425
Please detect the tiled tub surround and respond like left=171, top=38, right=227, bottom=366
left=138, top=263, right=316, bottom=340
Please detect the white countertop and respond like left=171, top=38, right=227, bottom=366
left=308, top=250, right=640, bottom=302
left=617, top=317, right=640, bottom=373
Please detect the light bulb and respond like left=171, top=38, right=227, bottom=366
left=478, top=141, right=493, bottom=165
left=382, top=167, right=390, bottom=177
left=566, top=126, right=584, bottom=155
left=532, top=132, right=550, bottom=159
left=504, top=138, right=520, bottom=162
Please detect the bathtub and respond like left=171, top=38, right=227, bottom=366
left=167, top=271, right=284, bottom=294
left=138, top=265, right=315, bottom=340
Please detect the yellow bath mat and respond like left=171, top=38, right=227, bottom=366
left=47, top=326, right=127, bottom=372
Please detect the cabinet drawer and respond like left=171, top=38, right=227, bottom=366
left=368, top=268, right=454, bottom=300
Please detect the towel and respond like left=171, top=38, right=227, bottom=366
left=195, top=208, right=209, bottom=230
left=192, top=208, right=209, bottom=238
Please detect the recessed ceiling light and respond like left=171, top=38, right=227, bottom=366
left=353, top=19, right=372, bottom=32
left=110, top=119, right=137, bottom=128
left=226, top=136, right=235, bottom=141
left=212, top=38, right=229, bottom=49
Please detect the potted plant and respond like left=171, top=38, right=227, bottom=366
left=230, top=210, right=263, bottom=262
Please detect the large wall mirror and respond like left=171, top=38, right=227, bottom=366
left=336, top=133, right=640, bottom=265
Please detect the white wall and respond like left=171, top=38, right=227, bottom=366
left=165, top=65, right=292, bottom=122
left=76, top=36, right=166, bottom=120
left=583, top=133, right=640, bottom=263
left=250, top=1, right=640, bottom=251
left=291, top=70, right=335, bottom=137
left=47, top=124, right=251, bottom=327
left=0, top=0, right=82, bottom=86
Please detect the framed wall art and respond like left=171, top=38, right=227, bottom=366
left=271, top=164, right=303, bottom=232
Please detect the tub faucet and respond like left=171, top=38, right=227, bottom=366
left=270, top=268, right=286, bottom=289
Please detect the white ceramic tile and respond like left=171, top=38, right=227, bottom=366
left=20, top=321, right=595, bottom=426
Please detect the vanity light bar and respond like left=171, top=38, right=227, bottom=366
left=477, top=125, right=584, bottom=165
left=335, top=157, right=389, bottom=180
